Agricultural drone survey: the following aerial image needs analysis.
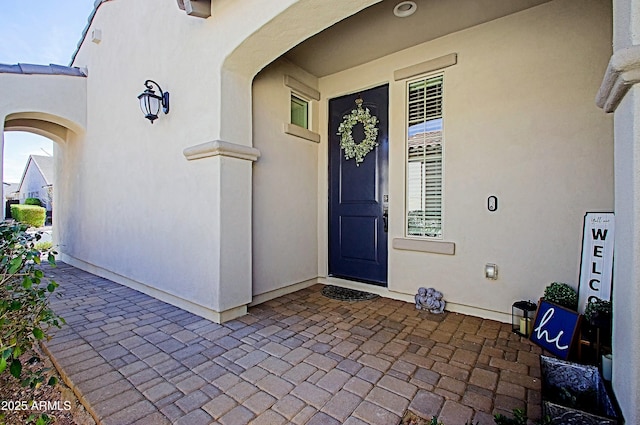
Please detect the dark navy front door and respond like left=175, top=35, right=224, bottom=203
left=329, top=84, right=388, bottom=286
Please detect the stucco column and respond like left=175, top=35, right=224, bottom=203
left=612, top=85, right=640, bottom=425
left=605, top=0, right=640, bottom=422
left=183, top=140, right=260, bottom=323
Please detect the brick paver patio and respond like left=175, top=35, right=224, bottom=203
left=42, top=263, right=543, bottom=425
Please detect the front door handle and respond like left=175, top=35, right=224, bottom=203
left=383, top=208, right=388, bottom=233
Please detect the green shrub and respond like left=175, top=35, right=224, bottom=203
left=585, top=298, right=612, bottom=325
left=10, top=205, right=46, bottom=228
left=35, top=241, right=53, bottom=251
left=0, top=221, right=63, bottom=389
left=543, top=282, right=578, bottom=310
left=494, top=408, right=551, bottom=425
left=24, top=198, right=42, bottom=207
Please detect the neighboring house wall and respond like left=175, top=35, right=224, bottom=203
left=18, top=157, right=52, bottom=211
left=2, top=183, right=19, bottom=219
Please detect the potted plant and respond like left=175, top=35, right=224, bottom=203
left=585, top=298, right=613, bottom=379
left=585, top=298, right=612, bottom=328
left=543, top=282, right=578, bottom=310
left=540, top=355, right=619, bottom=424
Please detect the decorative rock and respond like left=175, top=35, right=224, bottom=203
left=415, top=287, right=446, bottom=314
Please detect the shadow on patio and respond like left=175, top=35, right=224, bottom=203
left=43, top=263, right=542, bottom=425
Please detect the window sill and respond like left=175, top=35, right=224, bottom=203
left=392, top=238, right=455, bottom=255
left=284, top=123, right=320, bottom=143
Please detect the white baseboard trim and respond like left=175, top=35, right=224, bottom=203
left=317, top=276, right=511, bottom=323
left=58, top=254, right=246, bottom=324
left=250, top=278, right=319, bottom=306
left=55, top=256, right=511, bottom=325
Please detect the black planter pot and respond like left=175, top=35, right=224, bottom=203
left=540, top=356, right=620, bottom=424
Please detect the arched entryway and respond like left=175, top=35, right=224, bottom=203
left=0, top=65, right=86, bottom=246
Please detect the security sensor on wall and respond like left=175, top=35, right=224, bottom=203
left=91, top=29, right=102, bottom=44
left=488, top=196, right=498, bottom=212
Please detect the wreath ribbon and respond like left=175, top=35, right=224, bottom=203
left=337, top=98, right=379, bottom=166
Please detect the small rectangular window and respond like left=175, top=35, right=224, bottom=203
left=291, top=94, right=308, bottom=129
left=406, top=74, right=444, bottom=238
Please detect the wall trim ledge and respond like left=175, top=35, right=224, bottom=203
left=392, top=238, right=455, bottom=255
left=183, top=140, right=261, bottom=162
left=596, top=45, right=640, bottom=113
left=284, top=123, right=321, bottom=143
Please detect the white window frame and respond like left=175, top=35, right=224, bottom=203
left=405, top=72, right=445, bottom=239
left=283, top=75, right=320, bottom=143
left=290, top=92, right=310, bottom=129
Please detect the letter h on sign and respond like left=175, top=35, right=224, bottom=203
left=530, top=300, right=581, bottom=359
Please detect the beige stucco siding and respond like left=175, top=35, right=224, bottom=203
left=315, top=0, right=613, bottom=319
left=252, top=60, right=320, bottom=297
left=4, top=0, right=637, bottom=420
left=612, top=77, right=640, bottom=424
left=56, top=0, right=613, bottom=322
left=0, top=73, right=86, bottom=144
left=67, top=0, right=228, bottom=314
left=63, top=0, right=383, bottom=319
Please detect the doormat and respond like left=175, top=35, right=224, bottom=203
left=321, top=285, right=379, bottom=302
left=400, top=410, right=433, bottom=425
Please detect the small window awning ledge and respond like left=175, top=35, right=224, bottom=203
left=596, top=45, right=640, bottom=113
left=183, top=140, right=261, bottom=162
left=176, top=0, right=211, bottom=18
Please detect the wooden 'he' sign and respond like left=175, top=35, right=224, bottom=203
left=530, top=300, right=581, bottom=359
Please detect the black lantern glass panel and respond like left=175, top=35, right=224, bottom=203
left=512, top=300, right=537, bottom=337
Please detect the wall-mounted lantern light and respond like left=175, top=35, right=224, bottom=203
left=138, top=80, right=169, bottom=124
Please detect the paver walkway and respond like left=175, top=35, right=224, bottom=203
left=42, top=263, right=543, bottom=425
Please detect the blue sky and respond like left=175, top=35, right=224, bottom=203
left=1, top=1, right=95, bottom=182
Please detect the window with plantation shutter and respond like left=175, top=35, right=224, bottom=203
left=406, top=74, right=443, bottom=238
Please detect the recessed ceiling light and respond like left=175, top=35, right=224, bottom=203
left=394, top=1, right=417, bottom=18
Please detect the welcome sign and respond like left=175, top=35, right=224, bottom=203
left=578, top=212, right=614, bottom=313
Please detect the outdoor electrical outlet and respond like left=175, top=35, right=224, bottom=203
left=485, top=263, right=498, bottom=280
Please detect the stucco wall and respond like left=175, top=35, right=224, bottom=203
left=610, top=0, right=640, bottom=420
left=49, top=0, right=382, bottom=320
left=59, top=0, right=612, bottom=323
left=612, top=82, right=640, bottom=425
left=66, top=0, right=228, bottom=314
left=252, top=59, right=319, bottom=297
left=316, top=0, right=613, bottom=319
left=0, top=73, right=86, bottom=136
left=63, top=0, right=376, bottom=318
